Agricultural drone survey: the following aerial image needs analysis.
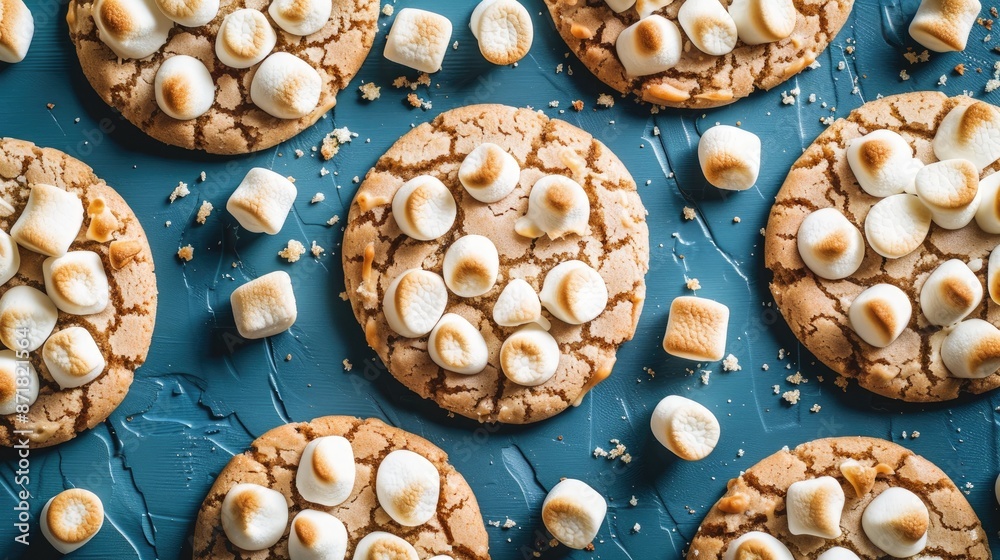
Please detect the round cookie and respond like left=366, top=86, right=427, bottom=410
left=342, top=104, right=649, bottom=424
left=0, top=138, right=157, bottom=448
left=544, top=0, right=854, bottom=109
left=687, top=436, right=989, bottom=559
left=66, top=0, right=379, bottom=155
left=193, top=416, right=491, bottom=559
left=765, top=92, right=1000, bottom=402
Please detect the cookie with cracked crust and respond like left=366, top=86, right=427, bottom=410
left=687, top=436, right=989, bottom=559
left=543, top=0, right=854, bottom=109
left=342, top=104, right=649, bottom=424
left=0, top=138, right=157, bottom=448
left=192, top=416, right=491, bottom=559
left=65, top=0, right=378, bottom=155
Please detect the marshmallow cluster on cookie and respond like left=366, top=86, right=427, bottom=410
left=93, top=0, right=173, bottom=59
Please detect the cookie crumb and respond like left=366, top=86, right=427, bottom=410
left=294, top=148, right=305, bottom=158
left=786, top=372, right=807, bottom=385
left=46, top=103, right=55, bottom=110
left=321, top=126, right=355, bottom=160
left=502, top=518, right=517, bottom=529
left=632, top=523, right=641, bottom=533
left=810, top=403, right=822, bottom=413
left=722, top=354, right=741, bottom=372
left=169, top=181, right=190, bottom=203
left=629, top=495, right=638, bottom=506
left=782, top=389, right=801, bottom=405
left=359, top=81, right=381, bottom=101
left=571, top=99, right=584, bottom=111
left=311, top=192, right=325, bottom=204
left=955, top=63, right=966, bottom=75
left=310, top=240, right=325, bottom=258
left=381, top=3, right=393, bottom=16
left=195, top=200, right=213, bottom=224
left=685, top=278, right=701, bottom=290
left=938, top=74, right=948, bottom=86
left=327, top=215, right=340, bottom=226
left=597, top=93, right=615, bottom=108
left=911, top=430, right=920, bottom=439
left=834, top=376, right=849, bottom=391
left=342, top=359, right=353, bottom=371
left=682, top=206, right=696, bottom=220
left=701, top=370, right=711, bottom=385
left=177, top=245, right=194, bottom=261
left=278, top=240, right=306, bottom=263
left=285, top=354, right=293, bottom=362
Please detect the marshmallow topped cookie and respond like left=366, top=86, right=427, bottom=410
left=343, top=105, right=649, bottom=424
left=0, top=139, right=156, bottom=448
left=687, top=436, right=988, bottom=560
left=193, top=416, right=489, bottom=559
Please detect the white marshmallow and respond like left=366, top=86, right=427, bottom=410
left=941, top=318, right=1000, bottom=379
left=995, top=472, right=1000, bottom=507
left=604, top=0, right=635, bottom=12
left=443, top=235, right=499, bottom=297
left=0, top=286, right=58, bottom=352
left=848, top=284, right=911, bottom=348
left=817, top=548, right=861, bottom=560
left=662, top=296, right=730, bottom=361
left=539, top=260, right=607, bottom=324
left=615, top=15, right=682, bottom=76
left=636, top=0, right=676, bottom=18
left=678, top=0, right=738, bottom=56
left=650, top=395, right=720, bottom=461
left=250, top=52, right=322, bottom=119
left=541, top=479, right=606, bottom=550
left=231, top=271, right=297, bottom=339
left=227, top=168, right=297, bottom=235
left=975, top=173, right=1000, bottom=233
left=221, top=483, right=289, bottom=551
left=375, top=449, right=440, bottom=527
left=382, top=269, right=448, bottom=338
left=352, top=532, right=418, bottom=560
left=289, top=509, right=347, bottom=560
left=43, top=327, right=106, bottom=389
left=215, top=9, right=276, bottom=69
left=296, top=436, right=356, bottom=507
left=383, top=8, right=452, bottom=73
left=493, top=278, right=548, bottom=329
left=154, top=0, right=218, bottom=27
left=909, top=0, right=981, bottom=52
left=914, top=159, right=980, bottom=229
left=933, top=101, right=1000, bottom=171
left=391, top=175, right=457, bottom=241
left=42, top=251, right=110, bottom=316
left=428, top=313, right=488, bottom=375
left=728, top=0, right=796, bottom=45
left=154, top=55, right=215, bottom=121
left=988, top=244, right=1000, bottom=304
left=919, top=259, right=982, bottom=327
left=427, top=557, right=454, bottom=560
left=0, top=350, right=38, bottom=415
left=470, top=0, right=533, bottom=65
left=269, top=0, right=332, bottom=36
left=861, top=487, right=929, bottom=558
left=458, top=143, right=520, bottom=203
left=796, top=208, right=865, bottom=280
left=698, top=125, right=761, bottom=191
left=785, top=477, right=845, bottom=539
left=723, top=532, right=794, bottom=560
left=846, top=129, right=923, bottom=197
left=863, top=194, right=932, bottom=259
left=10, top=183, right=84, bottom=258
left=0, top=0, right=33, bottom=63
left=0, top=230, right=20, bottom=286
left=500, top=324, right=560, bottom=386
left=515, top=175, right=590, bottom=239
left=93, top=0, right=173, bottom=59
left=40, top=489, right=104, bottom=554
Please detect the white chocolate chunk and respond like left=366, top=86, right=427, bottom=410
left=42, top=251, right=110, bottom=316
left=728, top=0, right=796, bottom=45
left=933, top=101, right=1000, bottom=171
left=231, top=271, right=297, bottom=339
left=0, top=286, right=58, bottom=352
left=383, top=8, right=452, bottom=73
left=988, top=244, right=1000, bottom=304
left=470, top=0, right=533, bottom=65
left=289, top=509, right=348, bottom=560
left=375, top=449, right=440, bottom=527
left=154, top=55, right=216, bottom=121
left=941, top=318, right=1000, bottom=379
left=650, top=395, right=720, bottom=461
left=723, top=532, right=794, bottom=560
left=0, top=0, right=33, bottom=63
left=215, top=9, right=276, bottom=68
left=796, top=208, right=865, bottom=280
left=515, top=175, right=590, bottom=239
left=0, top=350, right=38, bottom=415
left=817, top=548, right=861, bottom=560
left=428, top=313, right=488, bottom=375
left=40, top=489, right=104, bottom=554
left=227, top=168, right=298, bottom=235
left=539, top=260, right=607, bottom=324
left=615, top=15, right=682, bottom=76
left=541, top=479, right=606, bottom=550
left=861, top=487, right=929, bottom=558
left=154, top=0, right=219, bottom=27
left=0, top=230, right=20, bottom=285
left=391, top=175, right=457, bottom=241
left=863, top=194, right=931, bottom=259
left=975, top=172, right=1000, bottom=233
left=221, top=483, right=288, bottom=551
left=93, top=0, right=173, bottom=59
left=296, top=435, right=356, bottom=507
left=352, top=532, right=418, bottom=560
left=383, top=269, right=448, bottom=338
left=10, top=183, right=84, bottom=258
left=914, top=159, right=980, bottom=229
left=443, top=235, right=499, bottom=297
left=458, top=143, right=520, bottom=203
left=909, top=0, right=981, bottom=52
left=848, top=284, right=911, bottom=348
left=846, top=129, right=923, bottom=197
left=919, top=259, right=982, bottom=326
left=250, top=52, right=322, bottom=119
left=269, top=0, right=332, bottom=36
left=493, top=278, right=547, bottom=328
left=500, top=324, right=559, bottom=386
left=785, top=476, right=845, bottom=539
left=678, top=0, right=738, bottom=56
left=698, top=125, right=761, bottom=191
left=43, top=327, right=106, bottom=389
left=662, top=296, right=729, bottom=361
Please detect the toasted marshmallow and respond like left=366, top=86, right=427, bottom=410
left=861, top=487, right=929, bottom=558
left=221, top=483, right=288, bottom=551
left=698, top=125, right=761, bottom=191
left=43, top=327, right=105, bottom=389
left=840, top=459, right=894, bottom=497
left=250, top=52, right=322, bottom=119
left=817, top=548, right=861, bottom=560
left=470, top=0, right=532, bottom=65
left=500, top=324, right=560, bottom=386
left=604, top=0, right=636, bottom=12
left=376, top=449, right=440, bottom=527
left=678, top=0, right=738, bottom=56
left=384, top=8, right=452, bottom=73
left=10, top=183, right=84, bottom=258
left=231, top=271, right=297, bottom=339
left=391, top=175, right=457, bottom=241
left=443, top=235, right=499, bottom=297
left=539, top=260, right=607, bottom=324
left=289, top=510, right=347, bottom=560
left=975, top=173, right=1000, bottom=233
left=352, top=532, right=418, bottom=560
left=796, top=208, right=865, bottom=280
left=493, top=278, right=547, bottom=328
left=458, top=143, right=520, bottom=203
left=785, top=477, right=845, bottom=538
left=919, top=259, right=982, bottom=326
left=995, top=473, right=1000, bottom=506
left=296, top=436, right=356, bottom=506
left=515, top=175, right=590, bottom=239
left=269, top=0, right=331, bottom=36
left=0, top=230, right=20, bottom=285
left=864, top=194, right=931, bottom=259
left=42, top=251, right=110, bottom=316
left=909, top=0, right=980, bottom=52
left=0, top=0, right=33, bottom=63
left=650, top=395, right=720, bottom=460
left=0, top=286, right=58, bottom=352
left=933, top=101, right=1000, bottom=171
left=0, top=350, right=38, bottom=415
left=662, top=296, right=729, bottom=361
left=636, top=0, right=676, bottom=18
left=615, top=15, right=682, bottom=76
left=728, top=0, right=796, bottom=44
left=215, top=9, right=275, bottom=68
left=989, top=244, right=1000, bottom=304
left=541, top=479, right=606, bottom=550
left=941, top=318, right=1000, bottom=378
left=93, top=0, right=172, bottom=59
left=428, top=313, right=488, bottom=374
left=40, top=489, right=104, bottom=554
left=427, top=557, right=454, bottom=560
left=154, top=0, right=218, bottom=27
left=154, top=55, right=215, bottom=120
left=382, top=269, right=448, bottom=338
left=914, top=159, right=980, bottom=229
left=848, top=284, right=911, bottom=348
left=723, top=532, right=794, bottom=560
left=227, top=168, right=297, bottom=235
left=846, top=130, right=923, bottom=197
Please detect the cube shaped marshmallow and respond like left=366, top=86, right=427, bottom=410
left=384, top=8, right=453, bottom=73
left=226, top=168, right=297, bottom=235
left=11, top=184, right=84, bottom=257
left=231, top=271, right=297, bottom=339
left=662, top=296, right=729, bottom=361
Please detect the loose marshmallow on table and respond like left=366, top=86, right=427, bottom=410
left=846, top=129, right=923, bottom=197
left=722, top=532, right=794, bottom=560
left=227, top=168, right=297, bottom=234
left=650, top=395, right=720, bottom=461
left=0, top=286, right=58, bottom=352
left=861, top=487, right=929, bottom=558
left=458, top=143, right=520, bottom=203
left=43, top=327, right=106, bottom=389
left=796, top=208, right=866, bottom=280
left=0, top=229, right=20, bottom=285
left=941, top=319, right=1000, bottom=378
left=0, top=350, right=38, bottom=415
left=678, top=0, right=738, bottom=56
left=470, top=0, right=533, bottom=65
left=698, top=125, right=761, bottom=191
left=785, top=477, right=845, bottom=538
left=269, top=0, right=332, bottom=36
left=515, top=175, right=590, bottom=239
left=615, top=15, right=682, bottom=76
left=289, top=509, right=347, bottom=560
left=933, top=101, right=1000, bottom=171
left=376, top=449, right=440, bottom=527
left=539, top=260, right=608, bottom=324
left=863, top=194, right=931, bottom=259
left=500, top=324, right=560, bottom=386
left=40, top=488, right=104, bottom=554
left=221, top=483, right=289, bottom=551
left=10, top=183, right=84, bottom=258
left=493, top=278, right=548, bottom=328
left=989, top=244, right=1000, bottom=304
left=42, top=251, right=110, bottom=316
left=443, top=235, right=499, bottom=297
left=919, top=259, right=982, bottom=326
left=391, top=175, right=457, bottom=241
left=662, top=296, right=729, bottom=361
left=914, top=159, right=980, bottom=229
left=353, top=532, right=419, bottom=560
left=728, top=0, right=797, bottom=45
left=154, top=0, right=219, bottom=27
left=541, top=479, right=606, bottom=550
left=215, top=9, right=276, bottom=69
left=93, top=0, right=172, bottom=59
left=154, top=55, right=215, bottom=121
left=848, top=284, right=911, bottom=348
left=975, top=173, right=1000, bottom=233
left=817, top=548, right=861, bottom=560
left=428, top=313, right=489, bottom=374
left=0, top=0, right=33, bottom=63
left=231, top=271, right=297, bottom=339
left=296, top=435, right=356, bottom=506
left=382, top=269, right=448, bottom=338
left=384, top=8, right=452, bottom=73
left=251, top=52, right=322, bottom=120
left=909, top=0, right=981, bottom=52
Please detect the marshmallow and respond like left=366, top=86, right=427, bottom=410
left=919, top=259, right=982, bottom=326
left=352, top=532, right=418, bottom=560
left=384, top=8, right=452, bottom=73
left=93, top=0, right=173, bottom=59
left=796, top=208, right=866, bottom=280
left=728, top=0, right=796, bottom=45
left=216, top=9, right=276, bottom=68
left=615, top=15, right=682, bottom=76
left=650, top=395, right=720, bottom=461
left=269, top=0, right=332, bottom=36
left=662, top=296, right=729, bottom=361
left=785, top=477, right=845, bottom=539
left=42, top=327, right=106, bottom=389
left=296, top=436, right=356, bottom=507
left=221, top=483, right=289, bottom=551
left=909, top=0, right=981, bottom=52
left=42, top=251, right=110, bottom=316
left=995, top=472, right=1000, bottom=507
left=154, top=55, right=215, bottom=121
left=10, top=183, right=84, bottom=258
left=933, top=101, right=1000, bottom=171
left=470, top=0, right=533, bottom=65
left=941, top=318, right=1000, bottom=379
left=227, top=168, right=297, bottom=235
left=493, top=278, right=548, bottom=328
left=391, top=175, right=457, bottom=241
left=817, top=548, right=861, bottom=560
left=636, top=0, right=676, bottom=19
left=914, top=159, right=980, bottom=229
left=541, top=479, right=606, bottom=550
left=375, top=449, right=440, bottom=527
left=0, top=350, right=38, bottom=415
left=86, top=198, right=118, bottom=243
left=539, top=260, right=607, bottom=324
left=0, top=286, right=58, bottom=352
left=848, top=284, right=911, bottom=348
left=231, top=271, right=297, bottom=339
left=428, top=313, right=488, bottom=375
left=428, top=557, right=454, bottom=560
left=863, top=194, right=932, bottom=259
left=458, top=143, right=520, bottom=203
left=840, top=459, right=894, bottom=497
left=500, top=324, right=560, bottom=386
left=154, top=0, right=218, bottom=27
left=0, top=230, right=20, bottom=285
left=382, top=269, right=448, bottom=338
left=989, top=244, right=1000, bottom=304
left=975, top=173, right=1000, bottom=233
left=250, top=52, right=322, bottom=119
left=0, top=0, right=33, bottom=63
left=846, top=129, right=923, bottom=197
left=40, top=489, right=104, bottom=554
left=443, top=235, right=499, bottom=297
left=515, top=175, right=590, bottom=239
left=698, top=125, right=761, bottom=191
left=861, top=487, right=929, bottom=558
left=678, top=0, right=738, bottom=56
left=723, top=532, right=794, bottom=560
left=289, top=509, right=347, bottom=560
left=604, top=0, right=636, bottom=11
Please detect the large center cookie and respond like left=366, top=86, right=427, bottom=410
left=342, top=105, right=649, bottom=424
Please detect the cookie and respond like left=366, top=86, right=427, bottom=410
left=66, top=0, right=378, bottom=154
left=342, top=104, right=649, bottom=424
left=192, top=416, right=490, bottom=559
left=0, top=138, right=157, bottom=448
left=543, top=0, right=854, bottom=109
left=687, top=436, right=989, bottom=559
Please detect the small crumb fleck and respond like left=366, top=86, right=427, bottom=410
left=682, top=206, right=696, bottom=220
left=502, top=518, right=516, bottom=529
left=169, top=181, right=190, bottom=203
left=46, top=103, right=55, bottom=110
left=685, top=278, right=701, bottom=290
left=310, top=240, right=325, bottom=258
left=311, top=192, right=326, bottom=204
left=327, top=215, right=340, bottom=226
left=321, top=126, right=355, bottom=160
left=786, top=371, right=807, bottom=385
left=199, top=171, right=207, bottom=182
left=722, top=354, right=741, bottom=372
left=597, top=93, right=615, bottom=108
left=632, top=523, right=641, bottom=534
left=381, top=3, right=393, bottom=16
left=294, top=148, right=304, bottom=158
left=938, top=74, right=948, bottom=86
left=195, top=200, right=213, bottom=224
left=342, top=358, right=353, bottom=371
left=810, top=404, right=822, bottom=413
left=629, top=495, right=638, bottom=506
left=177, top=245, right=194, bottom=261
left=782, top=389, right=801, bottom=405
left=571, top=99, right=584, bottom=111
left=955, top=63, right=966, bottom=75
left=285, top=354, right=293, bottom=362
left=278, top=240, right=306, bottom=263
left=911, top=430, right=920, bottom=439
left=359, top=81, right=381, bottom=101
